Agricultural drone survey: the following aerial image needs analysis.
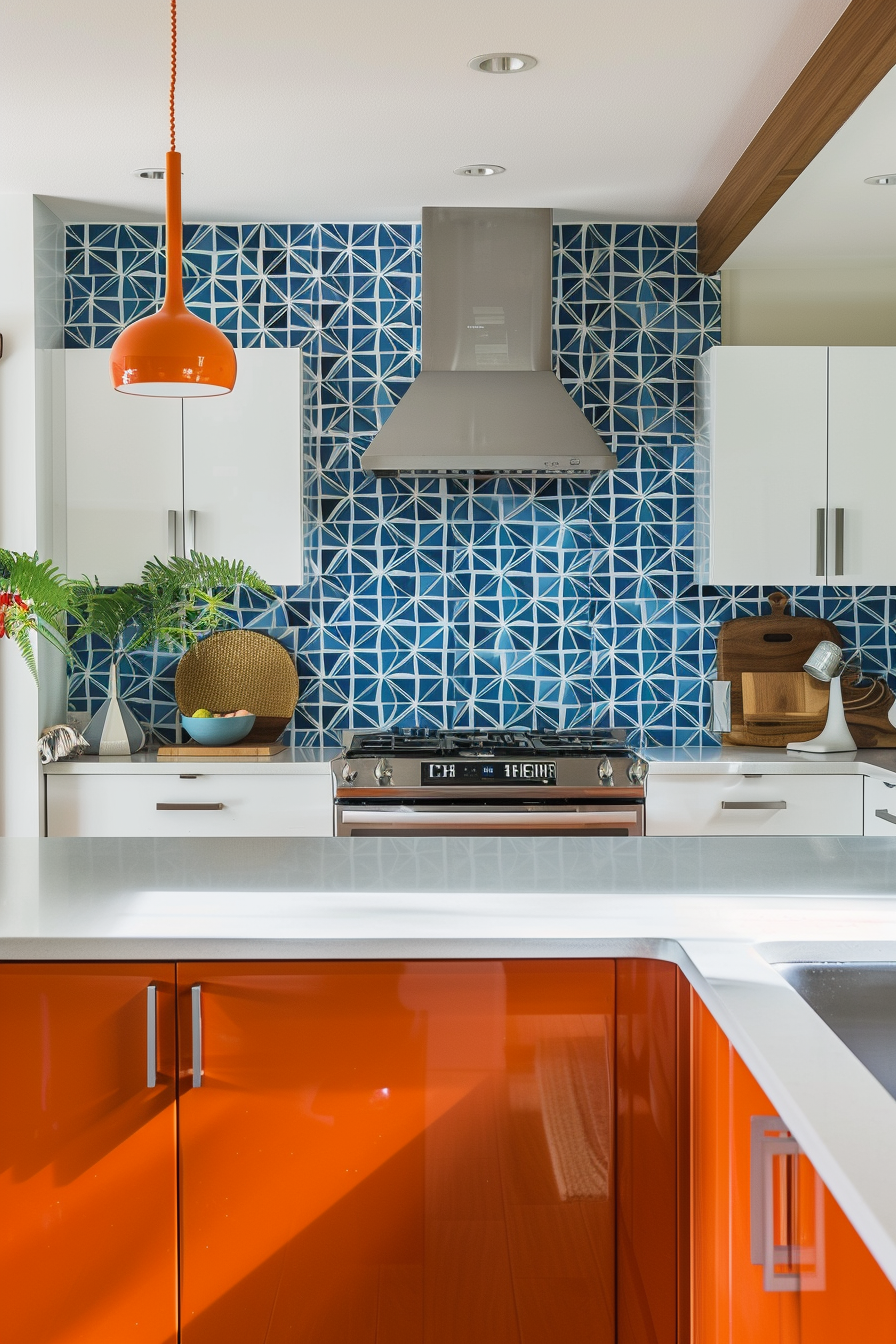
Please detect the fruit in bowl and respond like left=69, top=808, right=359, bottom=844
left=181, top=711, right=256, bottom=747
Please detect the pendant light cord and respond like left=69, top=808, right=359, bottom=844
left=169, top=0, right=177, bottom=153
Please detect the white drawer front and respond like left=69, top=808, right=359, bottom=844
left=646, top=773, right=862, bottom=836
left=47, top=773, right=334, bottom=837
left=864, top=777, right=896, bottom=836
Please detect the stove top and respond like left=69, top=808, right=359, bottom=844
left=343, top=728, right=633, bottom=760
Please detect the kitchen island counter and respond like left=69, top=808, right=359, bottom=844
left=4, top=833, right=896, bottom=1288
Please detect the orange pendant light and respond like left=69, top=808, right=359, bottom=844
left=110, top=0, right=236, bottom=396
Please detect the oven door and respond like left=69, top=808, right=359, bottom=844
left=335, top=800, right=644, bottom=837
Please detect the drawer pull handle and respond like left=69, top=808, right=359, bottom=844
left=875, top=809, right=896, bottom=826
left=722, top=800, right=787, bottom=811
left=156, top=802, right=225, bottom=811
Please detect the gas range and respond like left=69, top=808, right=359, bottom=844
left=333, top=729, right=647, bottom=838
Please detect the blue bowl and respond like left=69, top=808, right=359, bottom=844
left=181, top=714, right=256, bottom=747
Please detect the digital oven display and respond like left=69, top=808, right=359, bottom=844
left=422, top=761, right=557, bottom=785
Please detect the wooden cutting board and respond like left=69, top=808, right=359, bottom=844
left=717, top=592, right=841, bottom=746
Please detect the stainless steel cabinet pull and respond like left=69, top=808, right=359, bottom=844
left=146, top=985, right=157, bottom=1089
left=875, top=809, right=896, bottom=826
left=187, top=509, right=197, bottom=554
left=834, top=507, right=844, bottom=576
left=191, top=985, right=202, bottom=1088
left=750, top=1115, right=824, bottom=1292
left=815, top=508, right=826, bottom=577
left=167, top=509, right=178, bottom=560
left=721, top=800, right=787, bottom=811
left=156, top=802, right=225, bottom=811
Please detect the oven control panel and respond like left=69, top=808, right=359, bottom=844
left=422, top=761, right=557, bottom=785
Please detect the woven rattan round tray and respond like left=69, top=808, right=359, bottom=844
left=175, top=630, right=299, bottom=743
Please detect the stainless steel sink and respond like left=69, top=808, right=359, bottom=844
left=777, top=963, right=896, bottom=1101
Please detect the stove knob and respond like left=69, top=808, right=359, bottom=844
left=627, top=756, right=648, bottom=785
left=374, top=757, right=394, bottom=785
left=598, top=756, right=614, bottom=783
left=341, top=761, right=358, bottom=784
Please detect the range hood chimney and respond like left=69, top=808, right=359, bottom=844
left=360, top=207, right=616, bottom=477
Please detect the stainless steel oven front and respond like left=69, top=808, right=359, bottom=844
left=335, top=798, right=645, bottom=837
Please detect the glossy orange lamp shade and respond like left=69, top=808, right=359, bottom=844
left=109, top=3, right=235, bottom=397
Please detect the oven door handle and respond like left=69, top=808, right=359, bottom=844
left=338, top=808, right=640, bottom=828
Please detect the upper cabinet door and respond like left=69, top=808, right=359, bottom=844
left=65, top=350, right=183, bottom=584
left=182, top=349, right=303, bottom=586
left=827, top=347, right=896, bottom=586
left=0, top=962, right=178, bottom=1343
left=696, top=347, right=829, bottom=587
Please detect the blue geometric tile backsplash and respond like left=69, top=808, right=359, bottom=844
left=65, top=221, right=896, bottom=747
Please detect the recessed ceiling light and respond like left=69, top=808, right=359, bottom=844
left=865, top=173, right=896, bottom=185
left=468, top=52, right=537, bottom=74
left=454, top=164, right=506, bottom=177
left=133, top=168, right=165, bottom=179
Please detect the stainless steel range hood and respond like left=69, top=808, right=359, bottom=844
left=360, top=207, right=616, bottom=477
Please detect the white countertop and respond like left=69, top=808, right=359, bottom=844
left=5, top=832, right=896, bottom=1286
left=43, top=746, right=340, bottom=774
left=644, top=743, right=896, bottom=777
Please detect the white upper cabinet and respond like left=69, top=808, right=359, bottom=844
left=695, top=346, right=829, bottom=586
left=827, top=347, right=896, bottom=586
left=63, top=348, right=303, bottom=587
left=65, top=349, right=182, bottom=585
left=697, top=345, right=896, bottom=587
left=182, top=349, right=303, bottom=585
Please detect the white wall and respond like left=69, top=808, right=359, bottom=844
left=722, top=265, right=896, bottom=346
left=0, top=196, right=66, bottom=835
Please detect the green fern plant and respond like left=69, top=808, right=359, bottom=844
left=0, top=550, right=74, bottom=683
left=68, top=553, right=276, bottom=679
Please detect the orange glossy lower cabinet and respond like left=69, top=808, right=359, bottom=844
left=0, top=962, right=178, bottom=1344
left=692, top=993, right=896, bottom=1343
left=176, top=959, right=617, bottom=1344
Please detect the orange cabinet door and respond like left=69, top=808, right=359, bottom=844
left=0, top=962, right=178, bottom=1344
left=176, top=959, right=616, bottom=1344
left=693, top=993, right=896, bottom=1344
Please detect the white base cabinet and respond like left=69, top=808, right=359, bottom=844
left=646, top=773, right=863, bottom=836
left=46, top=772, right=334, bottom=838
left=863, top=776, right=896, bottom=836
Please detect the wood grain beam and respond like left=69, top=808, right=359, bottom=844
left=697, top=0, right=896, bottom=274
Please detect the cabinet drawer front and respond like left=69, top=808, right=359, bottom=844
left=47, top=774, right=334, bottom=837
left=646, top=773, right=862, bottom=836
left=863, top=776, right=896, bottom=836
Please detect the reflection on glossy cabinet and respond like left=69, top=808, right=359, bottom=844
left=0, top=963, right=178, bottom=1344
left=616, top=960, right=689, bottom=1344
left=176, top=960, right=617, bottom=1344
left=692, top=994, right=896, bottom=1343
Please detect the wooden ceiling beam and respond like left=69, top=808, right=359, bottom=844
left=697, top=0, right=896, bottom=275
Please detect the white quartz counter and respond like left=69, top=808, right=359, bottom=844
left=43, top=746, right=340, bottom=774
left=4, top=833, right=896, bottom=1286
left=644, top=742, right=896, bottom=777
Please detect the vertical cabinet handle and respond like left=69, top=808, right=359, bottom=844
left=146, top=984, right=158, bottom=1089
left=187, top=509, right=197, bottom=555
left=834, top=507, right=844, bottom=577
left=191, top=984, right=203, bottom=1088
left=167, top=510, right=178, bottom=560
left=815, top=508, right=826, bottom=578
left=750, top=1115, right=825, bottom=1292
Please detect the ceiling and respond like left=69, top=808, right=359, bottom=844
left=727, top=62, right=896, bottom=267
left=1, top=0, right=850, bottom=223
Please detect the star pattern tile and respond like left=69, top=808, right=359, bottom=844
left=65, top=221, right=894, bottom=748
